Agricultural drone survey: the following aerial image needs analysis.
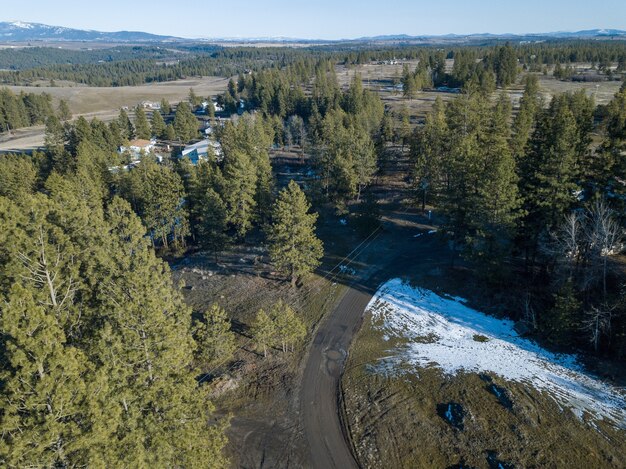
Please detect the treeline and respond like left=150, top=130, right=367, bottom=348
left=0, top=47, right=327, bottom=87
left=0, top=45, right=187, bottom=70
left=2, top=40, right=625, bottom=88
left=410, top=77, right=626, bottom=357
left=0, top=87, right=70, bottom=131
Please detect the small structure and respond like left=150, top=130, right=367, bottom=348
left=141, top=101, right=161, bottom=110
left=180, top=138, right=223, bottom=165
left=119, top=138, right=156, bottom=160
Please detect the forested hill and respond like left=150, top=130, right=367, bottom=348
left=0, top=21, right=180, bottom=42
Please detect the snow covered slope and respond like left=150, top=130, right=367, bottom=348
left=367, top=278, right=626, bottom=427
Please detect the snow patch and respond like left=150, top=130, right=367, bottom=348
left=367, top=278, right=626, bottom=427
left=10, top=21, right=34, bottom=29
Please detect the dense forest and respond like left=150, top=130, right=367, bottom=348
left=0, top=45, right=191, bottom=70
left=0, top=40, right=624, bottom=87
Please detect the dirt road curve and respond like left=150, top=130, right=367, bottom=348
left=300, top=283, right=372, bottom=469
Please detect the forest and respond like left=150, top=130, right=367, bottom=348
left=0, top=40, right=624, bottom=87
left=1, top=37, right=626, bottom=465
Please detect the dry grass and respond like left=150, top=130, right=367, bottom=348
left=6, top=76, right=229, bottom=116
left=343, top=296, right=626, bottom=469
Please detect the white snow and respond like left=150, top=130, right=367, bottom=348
left=10, top=21, right=34, bottom=29
left=367, top=278, right=626, bottom=427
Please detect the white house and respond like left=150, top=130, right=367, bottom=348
left=119, top=138, right=156, bottom=160
left=180, top=138, right=223, bottom=165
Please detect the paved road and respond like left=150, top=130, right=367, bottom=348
left=300, top=281, right=373, bottom=469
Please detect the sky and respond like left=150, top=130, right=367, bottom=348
left=6, top=0, right=626, bottom=40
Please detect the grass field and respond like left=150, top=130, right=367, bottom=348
left=335, top=62, right=623, bottom=125
left=6, top=76, right=230, bottom=116
left=0, top=76, right=230, bottom=152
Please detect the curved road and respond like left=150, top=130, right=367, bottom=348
left=300, top=281, right=372, bottom=469
left=300, top=213, right=442, bottom=469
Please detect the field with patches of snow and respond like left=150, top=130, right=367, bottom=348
left=367, top=278, right=626, bottom=427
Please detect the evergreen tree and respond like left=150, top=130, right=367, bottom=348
left=411, top=96, right=448, bottom=210
left=57, top=98, right=72, bottom=121
left=269, top=300, right=306, bottom=353
left=251, top=309, right=275, bottom=357
left=120, top=158, right=190, bottom=249
left=0, top=154, right=37, bottom=199
left=196, top=187, right=229, bottom=259
left=267, top=180, right=323, bottom=286
left=511, top=75, right=541, bottom=162
left=194, top=304, right=236, bottom=367
left=117, top=108, right=134, bottom=141
left=173, top=101, right=198, bottom=142
left=494, top=43, right=518, bottom=87
left=221, top=146, right=257, bottom=238
left=151, top=109, right=167, bottom=139
left=160, top=98, right=171, bottom=115
left=519, top=95, right=580, bottom=260
left=134, top=106, right=151, bottom=140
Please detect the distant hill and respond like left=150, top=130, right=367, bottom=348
left=356, top=29, right=626, bottom=42
left=0, top=21, right=181, bottom=42
left=1, top=21, right=625, bottom=44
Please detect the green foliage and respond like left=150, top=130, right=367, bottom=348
left=545, top=282, right=582, bottom=345
left=251, top=301, right=306, bottom=356
left=267, top=180, right=323, bottom=285
left=493, top=43, right=518, bottom=87
left=173, top=101, right=199, bottom=142
left=57, top=99, right=72, bottom=121
left=269, top=300, right=306, bottom=353
left=251, top=309, right=274, bottom=357
left=117, top=108, right=134, bottom=141
left=0, top=87, right=54, bottom=131
left=150, top=108, right=167, bottom=139
left=0, top=153, right=38, bottom=199
left=133, top=106, right=151, bottom=140
left=0, top=193, right=228, bottom=467
left=119, top=158, right=190, bottom=249
left=194, top=304, right=236, bottom=367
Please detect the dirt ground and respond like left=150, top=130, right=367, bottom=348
left=341, top=241, right=626, bottom=469
left=170, top=244, right=346, bottom=468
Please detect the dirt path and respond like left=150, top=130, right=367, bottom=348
left=301, top=283, right=371, bottom=469
left=300, top=208, right=442, bottom=468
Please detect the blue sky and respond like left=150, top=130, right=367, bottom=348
left=6, top=0, right=626, bottom=39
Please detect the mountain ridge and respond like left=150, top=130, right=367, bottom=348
left=1, top=21, right=625, bottom=43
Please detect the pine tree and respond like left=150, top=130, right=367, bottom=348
left=411, top=96, right=448, bottom=210
left=194, top=304, right=236, bottom=367
left=520, top=95, right=580, bottom=252
left=471, top=95, right=521, bottom=268
left=251, top=309, right=275, bottom=357
left=134, top=106, right=151, bottom=140
left=120, top=158, right=189, bottom=249
left=221, top=148, right=257, bottom=238
left=0, top=154, right=37, bottom=199
left=196, top=187, right=229, bottom=259
left=151, top=109, right=167, bottom=139
left=57, top=99, right=72, bottom=121
left=173, top=101, right=198, bottom=142
left=511, top=75, right=540, bottom=162
left=117, top=108, right=134, bottom=141
left=269, top=300, right=306, bottom=353
left=267, top=180, right=323, bottom=286
left=160, top=99, right=171, bottom=115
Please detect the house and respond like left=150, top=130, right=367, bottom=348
left=180, top=138, right=223, bottom=165
left=119, top=138, right=156, bottom=160
left=141, top=101, right=161, bottom=110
